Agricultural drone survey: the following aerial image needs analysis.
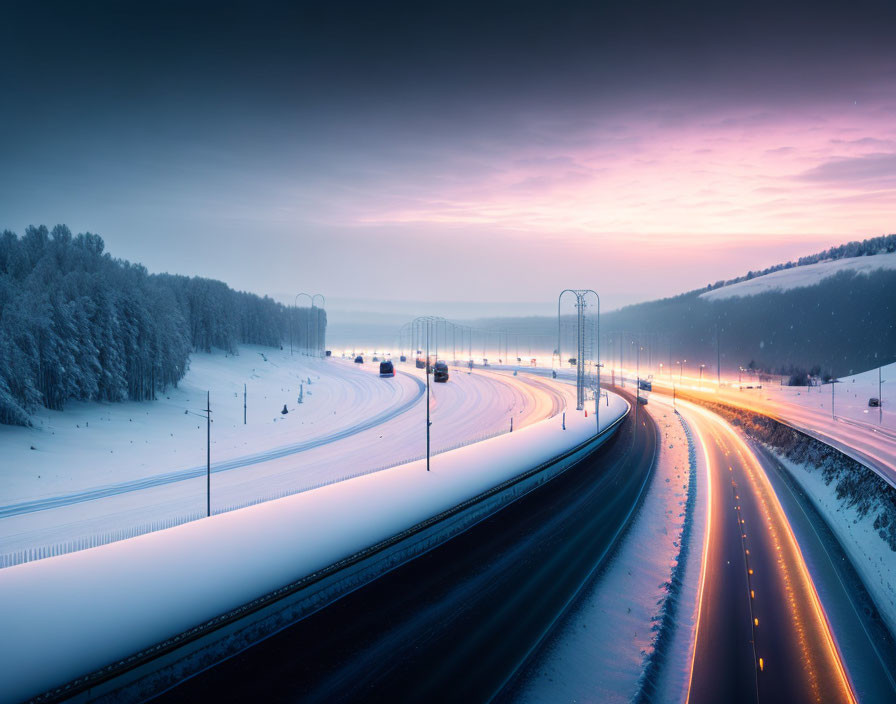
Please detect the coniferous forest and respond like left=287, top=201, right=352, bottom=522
left=0, top=225, right=324, bottom=425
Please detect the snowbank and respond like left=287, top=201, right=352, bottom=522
left=0, top=393, right=627, bottom=703
left=513, top=395, right=698, bottom=703
left=699, top=252, right=896, bottom=301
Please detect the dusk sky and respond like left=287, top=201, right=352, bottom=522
left=2, top=0, right=895, bottom=314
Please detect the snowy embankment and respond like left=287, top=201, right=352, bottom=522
left=699, top=252, right=896, bottom=301
left=774, top=454, right=896, bottom=636
left=513, top=393, right=703, bottom=704
left=0, top=393, right=627, bottom=704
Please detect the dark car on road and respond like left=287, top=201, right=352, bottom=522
left=379, top=360, right=395, bottom=377
left=869, top=397, right=881, bottom=407
left=354, top=355, right=363, bottom=364
left=433, top=361, right=449, bottom=383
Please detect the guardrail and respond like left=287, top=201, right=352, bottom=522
left=35, top=405, right=629, bottom=704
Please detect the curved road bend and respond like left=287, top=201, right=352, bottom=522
left=681, top=400, right=855, bottom=704
left=154, top=389, right=657, bottom=703
left=0, top=374, right=426, bottom=519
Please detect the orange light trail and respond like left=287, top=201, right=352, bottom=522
left=676, top=397, right=856, bottom=704
left=706, top=401, right=857, bottom=704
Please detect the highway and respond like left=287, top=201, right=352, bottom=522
left=680, top=399, right=856, bottom=704
left=153, top=389, right=657, bottom=703
left=641, top=374, right=896, bottom=489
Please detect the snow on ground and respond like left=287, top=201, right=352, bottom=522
left=513, top=393, right=702, bottom=703
left=0, top=345, right=419, bottom=502
left=699, top=252, right=896, bottom=301
left=773, top=454, right=896, bottom=637
left=757, top=361, right=896, bottom=430
left=0, top=393, right=627, bottom=704
left=0, top=350, right=570, bottom=566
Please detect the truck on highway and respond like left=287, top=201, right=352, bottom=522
left=433, top=361, right=449, bottom=382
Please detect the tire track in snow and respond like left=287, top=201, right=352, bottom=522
left=0, top=373, right=426, bottom=519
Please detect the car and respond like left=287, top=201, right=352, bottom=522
left=400, top=355, right=407, bottom=362
left=372, top=355, right=379, bottom=362
left=379, top=360, right=395, bottom=377
left=354, top=355, right=363, bottom=364
left=637, top=395, right=649, bottom=405
left=325, top=350, right=332, bottom=357
left=433, top=360, right=449, bottom=382
left=415, top=356, right=426, bottom=369
left=869, top=397, right=881, bottom=407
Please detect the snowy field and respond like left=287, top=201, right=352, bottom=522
left=0, top=347, right=571, bottom=566
left=0, top=393, right=627, bottom=704
left=513, top=393, right=702, bottom=703
left=0, top=345, right=423, bottom=502
left=699, top=252, right=896, bottom=301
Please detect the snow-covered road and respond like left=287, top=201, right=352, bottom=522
left=0, top=350, right=571, bottom=564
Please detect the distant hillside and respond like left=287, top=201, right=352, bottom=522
left=462, top=236, right=896, bottom=379
left=700, top=252, right=896, bottom=301
left=698, top=233, right=896, bottom=295
left=601, top=267, right=896, bottom=379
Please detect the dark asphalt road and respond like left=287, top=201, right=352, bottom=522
left=153, top=390, right=657, bottom=703
left=685, top=402, right=855, bottom=704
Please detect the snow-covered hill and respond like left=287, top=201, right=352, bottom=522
left=699, top=252, right=896, bottom=301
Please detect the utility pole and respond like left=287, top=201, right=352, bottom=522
left=206, top=391, right=211, bottom=517
left=880, top=366, right=883, bottom=425
left=832, top=376, right=836, bottom=420
left=716, top=321, right=721, bottom=386
left=426, top=319, right=431, bottom=471
left=243, top=383, right=246, bottom=425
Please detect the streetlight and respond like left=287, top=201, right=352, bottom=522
left=700, top=364, right=705, bottom=385
left=312, top=294, right=326, bottom=357
left=558, top=289, right=600, bottom=428
left=293, top=293, right=312, bottom=356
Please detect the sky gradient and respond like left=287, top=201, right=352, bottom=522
left=2, top=0, right=895, bottom=313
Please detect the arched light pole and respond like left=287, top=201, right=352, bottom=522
left=293, top=293, right=312, bottom=356
left=558, top=290, right=600, bottom=427
left=311, top=294, right=326, bottom=357
left=580, top=290, right=600, bottom=433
